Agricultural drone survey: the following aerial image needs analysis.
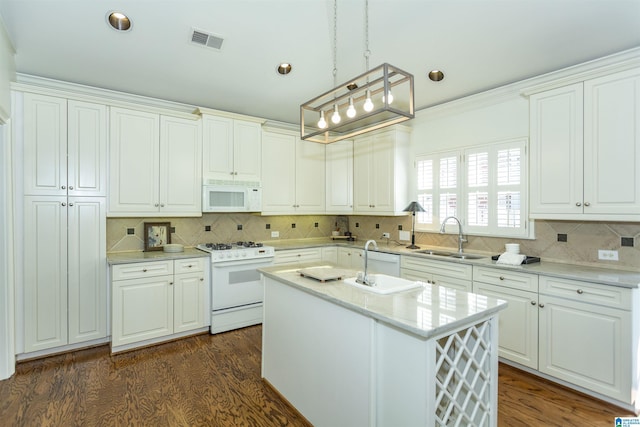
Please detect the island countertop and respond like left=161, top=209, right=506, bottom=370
left=259, top=262, right=507, bottom=340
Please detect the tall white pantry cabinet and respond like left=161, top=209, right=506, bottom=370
left=18, top=92, right=107, bottom=354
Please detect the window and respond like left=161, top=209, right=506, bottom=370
left=415, top=151, right=461, bottom=231
left=415, top=138, right=529, bottom=238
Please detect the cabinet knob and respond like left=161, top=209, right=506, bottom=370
left=531, top=300, right=537, bottom=306
left=576, top=202, right=582, bottom=207
left=61, top=202, right=66, bottom=206
left=69, top=203, right=74, bottom=206
left=155, top=203, right=159, bottom=207
left=169, top=282, right=173, bottom=285
left=61, top=185, right=66, bottom=190
left=431, top=280, right=436, bottom=285
left=69, top=186, right=74, bottom=190
left=539, top=303, right=545, bottom=308
left=499, top=276, right=505, bottom=281
left=576, top=289, right=584, bottom=294
left=230, top=172, right=234, bottom=175
left=584, top=202, right=591, bottom=207
left=160, top=204, right=165, bottom=207
left=200, top=278, right=204, bottom=281
left=234, top=172, right=238, bottom=175
left=187, top=264, right=193, bottom=268
left=142, top=269, right=148, bottom=272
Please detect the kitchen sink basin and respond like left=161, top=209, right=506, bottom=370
left=415, top=249, right=485, bottom=260
left=343, top=274, right=424, bottom=295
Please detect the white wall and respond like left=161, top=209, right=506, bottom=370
left=0, top=14, right=15, bottom=123
left=0, top=14, right=16, bottom=380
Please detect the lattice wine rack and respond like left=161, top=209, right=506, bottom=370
left=434, top=320, right=493, bottom=426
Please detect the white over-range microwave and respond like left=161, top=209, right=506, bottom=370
left=202, top=180, right=262, bottom=212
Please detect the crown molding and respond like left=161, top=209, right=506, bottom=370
left=12, top=74, right=200, bottom=120
left=197, top=107, right=265, bottom=124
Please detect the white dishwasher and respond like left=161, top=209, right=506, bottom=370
left=366, top=251, right=401, bottom=277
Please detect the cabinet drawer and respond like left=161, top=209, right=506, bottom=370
left=112, top=260, right=173, bottom=281
left=274, top=248, right=322, bottom=265
left=473, top=266, right=538, bottom=292
left=174, top=257, right=206, bottom=274
left=401, top=256, right=472, bottom=281
left=539, top=276, right=631, bottom=310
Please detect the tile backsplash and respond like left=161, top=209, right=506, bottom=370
left=107, top=215, right=640, bottom=271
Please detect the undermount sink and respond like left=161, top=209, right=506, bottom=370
left=415, top=249, right=485, bottom=260
left=343, top=274, right=424, bottom=295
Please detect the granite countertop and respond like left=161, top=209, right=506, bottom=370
left=260, top=262, right=508, bottom=339
left=107, top=247, right=209, bottom=265
left=269, top=238, right=640, bottom=288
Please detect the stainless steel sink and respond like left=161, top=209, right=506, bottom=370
left=415, top=249, right=485, bottom=260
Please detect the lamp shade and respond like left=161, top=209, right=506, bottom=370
left=403, top=201, right=425, bottom=213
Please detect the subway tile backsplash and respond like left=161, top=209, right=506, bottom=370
left=107, top=215, right=640, bottom=271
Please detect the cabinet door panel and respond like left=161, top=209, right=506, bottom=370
left=109, top=108, right=160, bottom=213
left=174, top=273, right=205, bottom=333
left=584, top=69, right=640, bottom=214
left=261, top=132, right=296, bottom=212
left=538, top=295, right=630, bottom=401
left=474, top=282, right=538, bottom=368
left=353, top=137, right=373, bottom=212
left=23, top=94, right=67, bottom=196
left=67, top=198, right=106, bottom=344
left=295, top=138, right=325, bottom=212
left=233, top=120, right=262, bottom=182
left=112, top=276, right=173, bottom=346
left=325, top=140, right=353, bottom=212
left=529, top=83, right=584, bottom=216
left=370, top=133, right=394, bottom=211
left=202, top=116, right=234, bottom=180
left=160, top=116, right=202, bottom=214
left=23, top=197, right=68, bottom=352
left=67, top=101, right=107, bottom=196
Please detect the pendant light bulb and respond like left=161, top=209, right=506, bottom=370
left=363, top=90, right=374, bottom=112
left=317, top=111, right=327, bottom=129
left=382, top=90, right=394, bottom=104
left=346, top=97, right=356, bottom=118
left=331, top=104, right=341, bottom=124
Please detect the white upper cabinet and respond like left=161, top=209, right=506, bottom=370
left=261, top=129, right=325, bottom=214
left=202, top=114, right=262, bottom=182
left=325, top=139, right=353, bottom=213
left=529, top=68, right=640, bottom=220
left=353, top=128, right=410, bottom=215
left=109, top=107, right=202, bottom=216
left=23, top=93, right=107, bottom=197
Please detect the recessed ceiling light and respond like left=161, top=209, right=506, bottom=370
left=277, top=63, right=292, bottom=75
left=107, top=11, right=132, bottom=32
left=428, top=70, right=444, bottom=82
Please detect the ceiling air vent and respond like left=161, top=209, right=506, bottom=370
left=191, top=29, right=224, bottom=50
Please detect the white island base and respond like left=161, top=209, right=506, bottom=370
left=261, top=266, right=506, bottom=427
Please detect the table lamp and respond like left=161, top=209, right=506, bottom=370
left=403, top=201, right=425, bottom=249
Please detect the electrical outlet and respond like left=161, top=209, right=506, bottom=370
left=382, top=232, right=390, bottom=239
left=399, top=230, right=410, bottom=241
left=271, top=231, right=279, bottom=238
left=598, top=249, right=619, bottom=261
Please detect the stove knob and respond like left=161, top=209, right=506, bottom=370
left=227, top=253, right=232, bottom=258
left=234, top=252, right=240, bottom=257
left=242, top=252, right=247, bottom=257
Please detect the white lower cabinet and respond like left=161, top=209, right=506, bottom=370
left=320, top=246, right=337, bottom=264
left=400, top=256, right=472, bottom=291
left=336, top=247, right=363, bottom=270
left=273, top=248, right=322, bottom=265
left=23, top=196, right=107, bottom=354
left=472, top=265, right=638, bottom=410
left=538, top=276, right=632, bottom=404
left=111, top=257, right=208, bottom=352
left=472, top=267, right=539, bottom=369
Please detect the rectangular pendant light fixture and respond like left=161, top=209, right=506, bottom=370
left=300, top=63, right=414, bottom=144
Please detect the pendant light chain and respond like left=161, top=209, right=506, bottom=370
left=364, top=0, right=370, bottom=72
left=333, top=0, right=338, bottom=87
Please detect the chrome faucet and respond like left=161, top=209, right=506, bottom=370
left=359, top=239, right=379, bottom=286
left=440, top=216, right=467, bottom=254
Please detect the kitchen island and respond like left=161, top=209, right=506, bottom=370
left=260, top=263, right=508, bottom=427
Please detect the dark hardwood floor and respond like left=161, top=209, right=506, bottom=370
left=0, top=325, right=634, bottom=426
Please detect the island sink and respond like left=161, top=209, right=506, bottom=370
left=343, top=274, right=424, bottom=294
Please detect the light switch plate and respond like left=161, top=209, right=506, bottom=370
left=399, top=230, right=410, bottom=241
left=271, top=231, right=279, bottom=238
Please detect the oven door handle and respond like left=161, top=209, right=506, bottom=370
left=211, top=258, right=274, bottom=268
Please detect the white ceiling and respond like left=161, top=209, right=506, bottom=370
left=1, top=0, right=639, bottom=124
